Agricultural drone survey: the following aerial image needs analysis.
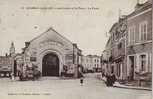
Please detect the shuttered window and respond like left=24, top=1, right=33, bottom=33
left=139, top=21, right=148, bottom=42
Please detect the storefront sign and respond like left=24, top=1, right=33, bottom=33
left=39, top=40, right=64, bottom=48
left=30, top=57, right=37, bottom=62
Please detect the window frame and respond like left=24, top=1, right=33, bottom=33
left=139, top=21, right=148, bottom=42
left=128, top=25, right=136, bottom=45
left=139, top=53, right=148, bottom=72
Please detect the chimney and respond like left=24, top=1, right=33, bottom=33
left=25, top=42, right=30, bottom=48
left=135, top=0, right=143, bottom=10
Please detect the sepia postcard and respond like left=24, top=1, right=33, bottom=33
left=0, top=0, right=152, bottom=99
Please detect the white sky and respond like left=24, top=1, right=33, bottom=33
left=0, top=0, right=139, bottom=56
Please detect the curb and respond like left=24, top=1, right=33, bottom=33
left=97, top=76, right=152, bottom=91
left=113, top=85, right=152, bottom=91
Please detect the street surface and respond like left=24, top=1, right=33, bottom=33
left=0, top=73, right=151, bottom=99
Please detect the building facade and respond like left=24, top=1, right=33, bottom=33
left=82, top=55, right=101, bottom=72
left=0, top=42, right=16, bottom=77
left=103, top=0, right=152, bottom=84
left=21, top=27, right=82, bottom=78
left=0, top=56, right=13, bottom=77
left=101, top=38, right=112, bottom=75
left=101, top=18, right=127, bottom=80
left=107, top=16, right=127, bottom=80
left=126, top=1, right=152, bottom=81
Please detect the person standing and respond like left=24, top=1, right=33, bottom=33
left=10, top=72, right=15, bottom=81
left=105, top=74, right=111, bottom=86
left=80, top=72, right=84, bottom=86
left=80, top=77, right=84, bottom=86
left=110, top=73, right=117, bottom=86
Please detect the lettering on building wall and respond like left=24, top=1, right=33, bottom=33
left=39, top=41, right=64, bottom=48
left=30, top=57, right=37, bottom=62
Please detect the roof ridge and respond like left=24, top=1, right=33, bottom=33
left=29, top=27, right=73, bottom=45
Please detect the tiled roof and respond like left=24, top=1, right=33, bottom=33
left=127, top=1, right=152, bottom=18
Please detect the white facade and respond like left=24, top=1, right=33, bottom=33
left=92, top=56, right=101, bottom=69
left=82, top=56, right=92, bottom=70
left=82, top=55, right=101, bottom=72
left=22, top=27, right=81, bottom=77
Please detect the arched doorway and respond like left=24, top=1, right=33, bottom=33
left=42, top=53, right=59, bottom=76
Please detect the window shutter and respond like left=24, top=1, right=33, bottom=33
left=145, top=53, right=148, bottom=72
left=150, top=53, right=152, bottom=72
left=136, top=54, right=139, bottom=72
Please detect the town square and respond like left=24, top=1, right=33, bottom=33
left=0, top=73, right=151, bottom=99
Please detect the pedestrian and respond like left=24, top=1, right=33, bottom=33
left=102, top=73, right=106, bottom=80
left=80, top=72, right=84, bottom=86
left=110, top=73, right=116, bottom=87
left=105, top=74, right=109, bottom=86
left=112, top=73, right=116, bottom=84
left=101, top=71, right=105, bottom=78
left=105, top=74, right=112, bottom=87
left=10, top=72, right=15, bottom=81
left=80, top=77, right=84, bottom=86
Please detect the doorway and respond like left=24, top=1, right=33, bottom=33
left=42, top=53, right=59, bottom=76
left=129, top=56, right=135, bottom=80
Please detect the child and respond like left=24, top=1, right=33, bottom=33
left=80, top=77, right=84, bottom=86
left=80, top=73, right=84, bottom=86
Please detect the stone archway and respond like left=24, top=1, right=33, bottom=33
left=42, top=53, right=59, bottom=76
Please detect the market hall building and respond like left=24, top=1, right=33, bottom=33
left=21, top=27, right=82, bottom=78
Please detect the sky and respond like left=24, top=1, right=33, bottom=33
left=0, top=0, right=141, bottom=56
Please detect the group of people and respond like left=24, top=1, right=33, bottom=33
left=9, top=64, right=41, bottom=81
left=102, top=73, right=117, bottom=87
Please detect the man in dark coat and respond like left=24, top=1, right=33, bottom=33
left=105, top=74, right=111, bottom=86
left=105, top=73, right=116, bottom=87
left=110, top=73, right=117, bottom=86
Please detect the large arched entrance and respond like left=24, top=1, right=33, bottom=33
left=42, top=53, right=59, bottom=76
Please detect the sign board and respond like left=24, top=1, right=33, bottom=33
left=30, top=57, right=37, bottom=62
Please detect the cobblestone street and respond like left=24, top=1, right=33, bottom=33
left=0, top=73, right=151, bottom=99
